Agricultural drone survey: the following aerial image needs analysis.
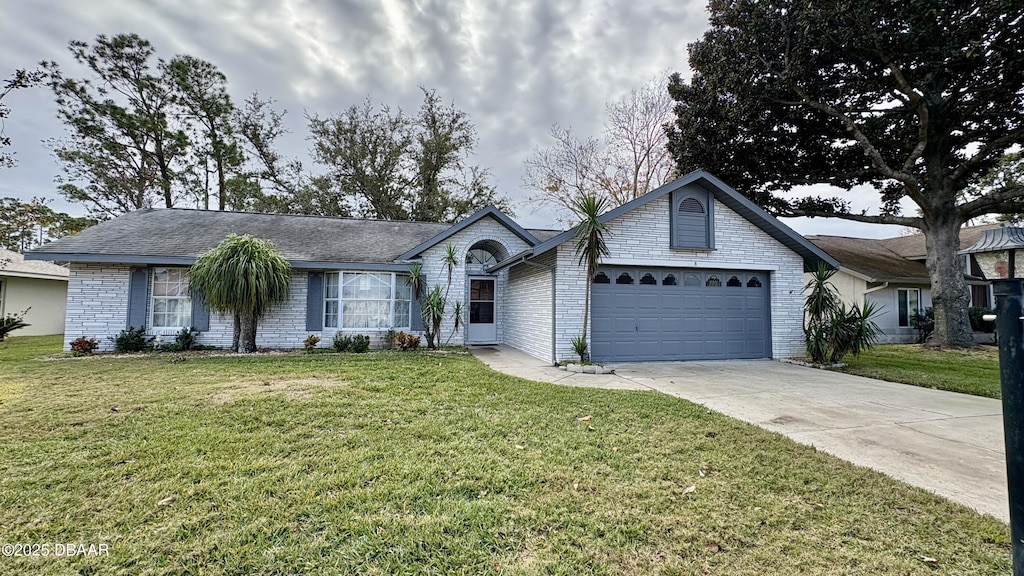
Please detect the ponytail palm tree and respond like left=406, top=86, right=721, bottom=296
left=571, top=195, right=610, bottom=360
left=189, top=234, right=292, bottom=353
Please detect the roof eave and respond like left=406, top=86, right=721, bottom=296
left=24, top=252, right=412, bottom=272
left=0, top=270, right=69, bottom=281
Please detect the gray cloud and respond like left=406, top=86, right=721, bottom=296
left=0, top=0, right=903, bottom=237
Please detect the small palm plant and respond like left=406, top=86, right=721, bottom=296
left=410, top=244, right=461, bottom=350
left=570, top=194, right=610, bottom=361
left=804, top=264, right=882, bottom=364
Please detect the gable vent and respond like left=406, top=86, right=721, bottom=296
left=679, top=197, right=705, bottom=214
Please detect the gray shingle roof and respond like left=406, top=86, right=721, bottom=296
left=25, top=208, right=570, bottom=267
left=26, top=208, right=452, bottom=265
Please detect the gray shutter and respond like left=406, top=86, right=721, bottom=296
left=126, top=267, right=149, bottom=330
left=306, top=271, right=324, bottom=331
left=671, top=188, right=711, bottom=249
left=410, top=295, right=424, bottom=332
left=191, top=297, right=210, bottom=332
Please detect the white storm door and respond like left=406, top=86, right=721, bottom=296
left=467, top=278, right=497, bottom=343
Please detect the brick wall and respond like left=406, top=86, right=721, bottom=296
left=503, top=251, right=555, bottom=362
left=63, top=263, right=131, bottom=352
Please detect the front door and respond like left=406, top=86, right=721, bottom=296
left=467, top=278, right=497, bottom=344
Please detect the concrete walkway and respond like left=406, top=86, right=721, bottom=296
left=469, top=345, right=1008, bottom=522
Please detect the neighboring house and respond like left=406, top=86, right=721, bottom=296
left=807, top=223, right=1000, bottom=343
left=0, top=247, right=70, bottom=336
left=26, top=170, right=835, bottom=363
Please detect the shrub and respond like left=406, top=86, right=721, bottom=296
left=570, top=334, right=588, bottom=363
left=804, top=264, right=882, bottom=364
left=175, top=327, right=200, bottom=351
left=351, top=334, right=370, bottom=353
left=0, top=308, right=31, bottom=341
left=333, top=333, right=352, bottom=352
left=969, top=306, right=996, bottom=333
left=383, top=328, right=397, bottom=350
left=303, top=334, right=321, bottom=352
left=110, top=326, right=154, bottom=352
left=910, top=307, right=935, bottom=343
left=393, top=331, right=421, bottom=351
left=70, top=336, right=99, bottom=355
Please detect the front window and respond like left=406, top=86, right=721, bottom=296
left=897, top=288, right=920, bottom=327
left=324, top=272, right=411, bottom=329
left=151, top=267, right=191, bottom=329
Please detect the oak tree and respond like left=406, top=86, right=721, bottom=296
left=667, top=0, right=1024, bottom=347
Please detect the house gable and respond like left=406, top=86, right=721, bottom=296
left=396, top=205, right=539, bottom=261
left=490, top=170, right=837, bottom=273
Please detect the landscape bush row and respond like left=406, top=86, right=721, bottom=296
left=68, top=327, right=424, bottom=356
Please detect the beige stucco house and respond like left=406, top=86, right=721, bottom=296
left=806, top=224, right=999, bottom=343
left=1, top=248, right=70, bottom=336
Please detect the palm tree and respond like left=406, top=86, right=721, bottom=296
left=189, top=234, right=292, bottom=353
left=571, top=195, right=610, bottom=360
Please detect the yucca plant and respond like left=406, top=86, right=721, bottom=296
left=446, top=300, right=464, bottom=345
left=421, top=285, right=446, bottom=349
left=570, top=334, right=588, bottom=363
left=189, top=234, right=292, bottom=353
left=804, top=263, right=881, bottom=364
left=0, top=309, right=31, bottom=341
left=570, top=194, right=610, bottom=362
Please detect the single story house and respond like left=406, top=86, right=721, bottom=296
left=807, top=223, right=1000, bottom=343
left=26, top=170, right=836, bottom=363
left=1, top=247, right=70, bottom=336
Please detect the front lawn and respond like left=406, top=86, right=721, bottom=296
left=0, top=336, right=1010, bottom=575
left=838, top=344, right=1001, bottom=398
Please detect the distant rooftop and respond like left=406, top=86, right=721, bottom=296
left=0, top=248, right=69, bottom=280
left=808, top=222, right=1006, bottom=283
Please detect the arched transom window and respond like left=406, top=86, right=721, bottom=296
left=465, top=239, right=509, bottom=266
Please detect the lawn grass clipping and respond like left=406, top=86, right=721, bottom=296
left=838, top=344, right=1001, bottom=398
left=0, top=336, right=1010, bottom=575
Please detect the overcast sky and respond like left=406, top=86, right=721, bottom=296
left=0, top=0, right=907, bottom=238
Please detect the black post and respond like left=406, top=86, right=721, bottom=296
left=993, top=278, right=1024, bottom=574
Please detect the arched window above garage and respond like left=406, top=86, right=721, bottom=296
left=670, top=186, right=714, bottom=250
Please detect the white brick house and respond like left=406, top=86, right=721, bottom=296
left=26, top=171, right=835, bottom=362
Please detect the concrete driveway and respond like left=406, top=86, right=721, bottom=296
left=470, top=345, right=1008, bottom=522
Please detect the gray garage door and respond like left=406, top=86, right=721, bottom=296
left=590, top=267, right=771, bottom=362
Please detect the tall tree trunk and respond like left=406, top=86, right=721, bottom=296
left=210, top=123, right=227, bottom=211
left=582, top=264, right=592, bottom=361
left=154, top=137, right=174, bottom=208
left=239, top=312, right=258, bottom=353
left=924, top=217, right=975, bottom=347
left=232, top=314, right=241, bottom=352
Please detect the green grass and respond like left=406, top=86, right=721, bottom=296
left=838, top=344, right=1002, bottom=398
left=0, top=335, right=1010, bottom=575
